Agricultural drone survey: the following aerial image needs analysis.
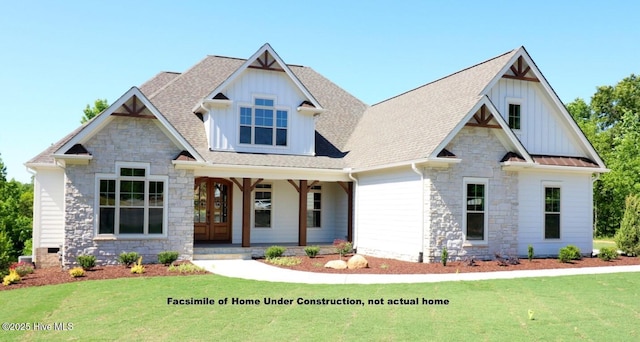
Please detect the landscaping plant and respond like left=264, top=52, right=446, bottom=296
left=615, top=194, right=640, bottom=256
left=69, top=267, right=85, bottom=278
left=333, top=239, right=352, bottom=259
left=441, top=247, right=448, bottom=266
left=598, top=246, right=618, bottom=261
left=558, top=245, right=582, bottom=263
left=304, top=246, right=320, bottom=258
left=528, top=244, right=534, bottom=262
left=2, top=269, right=21, bottom=286
left=158, top=251, right=179, bottom=266
left=10, top=261, right=34, bottom=277
left=77, top=255, right=96, bottom=270
left=130, top=257, right=145, bottom=274
left=117, top=251, right=140, bottom=267
left=264, top=246, right=286, bottom=260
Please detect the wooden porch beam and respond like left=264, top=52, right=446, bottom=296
left=242, top=178, right=251, bottom=247
left=230, top=177, right=242, bottom=190
left=287, top=179, right=300, bottom=192
left=298, top=180, right=308, bottom=246
left=249, top=178, right=264, bottom=191
left=501, top=74, right=540, bottom=82
left=337, top=181, right=349, bottom=194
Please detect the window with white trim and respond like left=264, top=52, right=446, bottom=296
left=544, top=186, right=561, bottom=239
left=254, top=183, right=272, bottom=228
left=97, top=163, right=167, bottom=236
left=508, top=104, right=521, bottom=129
left=240, top=98, right=288, bottom=146
left=463, top=178, right=488, bottom=241
left=307, top=185, right=321, bottom=228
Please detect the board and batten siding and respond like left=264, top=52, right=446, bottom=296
left=33, top=168, right=65, bottom=249
left=488, top=79, right=585, bottom=156
left=355, top=168, right=422, bottom=261
left=207, top=69, right=315, bottom=156
left=230, top=180, right=346, bottom=244
left=517, top=171, right=593, bottom=256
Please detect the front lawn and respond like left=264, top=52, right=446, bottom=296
left=2, top=272, right=639, bottom=340
left=594, top=238, right=617, bottom=250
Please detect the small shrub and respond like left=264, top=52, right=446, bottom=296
left=10, top=261, right=35, bottom=277
left=130, top=257, right=145, bottom=274
left=441, top=247, right=448, bottom=266
left=266, top=256, right=302, bottom=266
left=158, top=251, right=179, bottom=266
left=265, top=246, right=286, bottom=260
left=69, top=267, right=85, bottom=278
left=598, top=246, right=619, bottom=261
left=77, top=255, right=96, bottom=270
left=615, top=194, right=640, bottom=256
left=559, top=245, right=582, bottom=263
left=168, top=263, right=206, bottom=273
left=527, top=245, right=534, bottom=262
left=304, top=246, right=320, bottom=258
left=3, top=269, right=21, bottom=286
left=333, top=239, right=353, bottom=258
left=380, top=263, right=389, bottom=269
left=118, top=251, right=140, bottom=267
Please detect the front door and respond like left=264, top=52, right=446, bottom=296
left=194, top=178, right=232, bottom=242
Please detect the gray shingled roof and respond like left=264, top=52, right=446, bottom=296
left=28, top=48, right=517, bottom=171
left=344, top=49, right=518, bottom=169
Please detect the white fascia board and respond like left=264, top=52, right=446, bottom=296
left=52, top=154, right=93, bottom=165
left=25, top=162, right=62, bottom=170
left=297, top=106, right=326, bottom=116
left=177, top=161, right=351, bottom=181
left=348, top=157, right=461, bottom=174
left=502, top=162, right=609, bottom=174
left=192, top=99, right=233, bottom=113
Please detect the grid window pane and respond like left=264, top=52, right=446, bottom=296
left=120, top=180, right=145, bottom=206
left=255, top=108, right=273, bottom=126
left=509, top=104, right=521, bottom=129
left=466, top=213, right=484, bottom=240
left=149, top=181, right=164, bottom=207
left=119, top=208, right=144, bottom=234
left=276, top=110, right=288, bottom=128
left=120, top=168, right=145, bottom=177
left=240, top=126, right=252, bottom=144
left=276, top=128, right=287, bottom=146
left=255, top=98, right=274, bottom=106
left=99, top=208, right=115, bottom=234
left=149, top=208, right=163, bottom=234
left=545, top=187, right=561, bottom=239
left=240, top=107, right=252, bottom=125
left=100, top=179, right=116, bottom=206
left=255, top=127, right=273, bottom=145
left=545, top=214, right=560, bottom=239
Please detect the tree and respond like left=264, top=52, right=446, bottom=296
left=0, top=153, right=33, bottom=272
left=81, top=98, right=109, bottom=124
left=566, top=74, right=640, bottom=237
left=615, top=194, right=640, bottom=255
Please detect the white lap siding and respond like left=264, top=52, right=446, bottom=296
left=355, top=168, right=422, bottom=261
left=517, top=171, right=593, bottom=256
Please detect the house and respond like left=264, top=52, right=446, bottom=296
left=26, top=44, right=607, bottom=267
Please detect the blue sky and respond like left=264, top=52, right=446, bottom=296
left=1, top=1, right=638, bottom=183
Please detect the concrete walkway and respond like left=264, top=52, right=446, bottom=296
left=191, top=259, right=640, bottom=284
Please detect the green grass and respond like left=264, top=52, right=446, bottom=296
left=594, top=238, right=617, bottom=250
left=2, top=273, right=640, bottom=341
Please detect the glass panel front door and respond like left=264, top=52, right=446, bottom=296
left=194, top=178, right=232, bottom=242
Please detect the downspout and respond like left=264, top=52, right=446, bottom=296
left=411, top=163, right=425, bottom=263
left=348, top=171, right=358, bottom=251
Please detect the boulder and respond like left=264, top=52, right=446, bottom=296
left=347, top=254, right=369, bottom=269
left=324, top=260, right=348, bottom=269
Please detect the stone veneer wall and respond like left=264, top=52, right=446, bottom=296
left=63, top=117, right=194, bottom=268
left=424, top=126, right=518, bottom=262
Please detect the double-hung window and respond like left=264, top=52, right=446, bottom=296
left=464, top=178, right=488, bottom=242
left=240, top=98, right=288, bottom=146
left=97, top=163, right=168, bottom=237
left=307, top=185, right=321, bottom=228
left=544, top=186, right=561, bottom=239
left=254, top=184, right=272, bottom=228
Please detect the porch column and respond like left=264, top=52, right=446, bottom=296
left=242, top=178, right=251, bottom=247
left=298, top=180, right=308, bottom=246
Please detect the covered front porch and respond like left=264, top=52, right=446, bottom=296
left=192, top=174, right=354, bottom=250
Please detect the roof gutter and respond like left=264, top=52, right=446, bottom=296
left=350, top=157, right=461, bottom=174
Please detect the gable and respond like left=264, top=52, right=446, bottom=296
left=482, top=47, right=605, bottom=168
left=53, top=87, right=202, bottom=165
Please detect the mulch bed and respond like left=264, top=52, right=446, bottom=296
left=3, top=255, right=639, bottom=291
left=0, top=261, right=208, bottom=291
left=259, top=254, right=640, bottom=274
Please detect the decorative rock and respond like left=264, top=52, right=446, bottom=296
left=324, top=260, right=348, bottom=269
left=347, top=254, right=369, bottom=269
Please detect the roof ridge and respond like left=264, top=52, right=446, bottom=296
left=371, top=48, right=518, bottom=106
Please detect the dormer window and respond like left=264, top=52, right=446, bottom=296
left=239, top=98, right=288, bottom=146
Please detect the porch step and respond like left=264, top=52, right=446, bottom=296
left=192, top=253, right=253, bottom=261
